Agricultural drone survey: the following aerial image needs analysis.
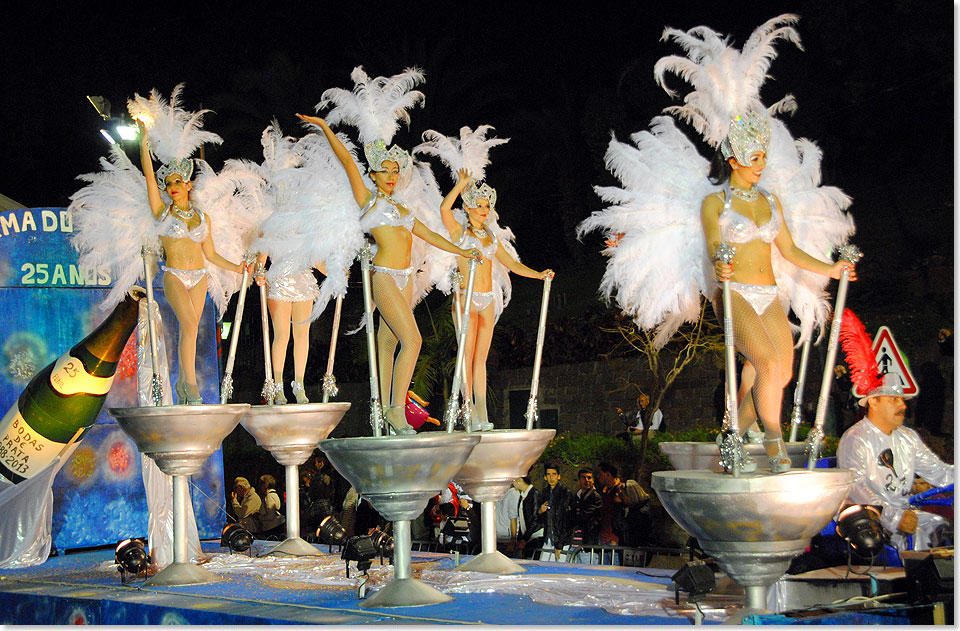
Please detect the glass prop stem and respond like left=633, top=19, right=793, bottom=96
left=141, top=246, right=164, bottom=406
left=445, top=259, right=478, bottom=433
left=321, top=295, right=343, bottom=403
left=221, top=252, right=255, bottom=403
left=806, top=245, right=862, bottom=468
left=359, top=247, right=383, bottom=436
left=258, top=281, right=276, bottom=405
left=788, top=337, right=812, bottom=442
left=525, top=277, right=552, bottom=430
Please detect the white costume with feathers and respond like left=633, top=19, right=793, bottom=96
left=312, top=66, right=442, bottom=309
left=578, top=15, right=855, bottom=348
left=70, top=85, right=267, bottom=317
left=250, top=124, right=365, bottom=321
left=412, top=126, right=521, bottom=319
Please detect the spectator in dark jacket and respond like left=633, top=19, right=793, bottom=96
left=533, top=461, right=573, bottom=561
left=570, top=468, right=603, bottom=545
left=513, top=475, right=539, bottom=558
left=597, top=462, right=649, bottom=547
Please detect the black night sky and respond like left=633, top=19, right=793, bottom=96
left=0, top=1, right=953, bottom=322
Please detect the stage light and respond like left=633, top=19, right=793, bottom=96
left=342, top=535, right=380, bottom=578
left=99, top=129, right=117, bottom=145
left=368, top=527, right=394, bottom=558
left=221, top=522, right=253, bottom=553
left=671, top=560, right=716, bottom=604
left=836, top=505, right=886, bottom=557
left=115, top=124, right=138, bottom=141
left=313, top=499, right=347, bottom=545
left=115, top=538, right=148, bottom=579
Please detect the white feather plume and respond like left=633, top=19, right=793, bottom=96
left=190, top=159, right=270, bottom=317
left=69, top=146, right=160, bottom=310
left=251, top=124, right=366, bottom=321
left=317, top=66, right=425, bottom=145
left=578, top=116, right=716, bottom=348
left=414, top=125, right=509, bottom=183
left=654, top=14, right=802, bottom=148
left=760, top=118, right=856, bottom=344
left=127, top=84, right=222, bottom=165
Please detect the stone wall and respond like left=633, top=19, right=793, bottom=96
left=486, top=356, right=723, bottom=435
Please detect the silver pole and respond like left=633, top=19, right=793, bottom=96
left=445, top=259, right=478, bottom=432
left=480, top=501, right=497, bottom=555
left=141, top=246, right=164, bottom=406
left=172, top=474, right=188, bottom=564
left=258, top=277, right=277, bottom=405
left=221, top=253, right=254, bottom=404
left=322, top=295, right=344, bottom=403
left=392, top=520, right=412, bottom=580
left=714, top=243, right=746, bottom=476
left=359, top=246, right=383, bottom=436
left=806, top=244, right=862, bottom=468
left=525, top=277, right=553, bottom=430
left=788, top=337, right=812, bottom=442
left=284, top=464, right=299, bottom=541
left=450, top=271, right=469, bottom=402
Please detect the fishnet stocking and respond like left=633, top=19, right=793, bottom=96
left=372, top=273, right=421, bottom=426
left=729, top=292, right=793, bottom=440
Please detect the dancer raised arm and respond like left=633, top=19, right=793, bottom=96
left=129, top=87, right=249, bottom=404
left=418, top=125, right=552, bottom=430
left=296, top=68, right=480, bottom=434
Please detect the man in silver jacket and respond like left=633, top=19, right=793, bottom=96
left=837, top=375, right=953, bottom=551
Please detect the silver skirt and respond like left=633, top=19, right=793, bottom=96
left=268, top=267, right=320, bottom=302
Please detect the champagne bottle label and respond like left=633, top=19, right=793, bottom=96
left=0, top=292, right=141, bottom=484
left=49, top=353, right=115, bottom=396
left=0, top=408, right=61, bottom=482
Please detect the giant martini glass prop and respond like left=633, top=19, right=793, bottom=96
left=653, top=468, right=852, bottom=623
left=241, top=402, right=350, bottom=556
left=319, top=432, right=481, bottom=608
left=110, top=404, right=250, bottom=586
left=453, top=429, right=555, bottom=574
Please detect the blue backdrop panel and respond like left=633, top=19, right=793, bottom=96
left=0, top=207, right=226, bottom=550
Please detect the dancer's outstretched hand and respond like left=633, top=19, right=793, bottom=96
left=539, top=269, right=555, bottom=280
left=456, top=169, right=473, bottom=187
left=296, top=113, right=325, bottom=126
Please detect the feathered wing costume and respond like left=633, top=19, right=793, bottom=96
left=578, top=14, right=855, bottom=348
left=69, top=146, right=158, bottom=310
left=412, top=125, right=519, bottom=318
left=70, top=84, right=266, bottom=317
left=250, top=123, right=365, bottom=321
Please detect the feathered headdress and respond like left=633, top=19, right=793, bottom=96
left=127, top=84, right=222, bottom=189
left=415, top=125, right=508, bottom=208
left=839, top=309, right=883, bottom=395
left=317, top=66, right=425, bottom=173
left=654, top=14, right=802, bottom=153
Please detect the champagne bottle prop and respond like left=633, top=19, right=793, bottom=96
left=0, top=291, right=142, bottom=483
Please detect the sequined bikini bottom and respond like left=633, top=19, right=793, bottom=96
left=372, top=264, right=413, bottom=291
left=162, top=265, right=207, bottom=290
left=467, top=290, right=495, bottom=312
left=730, top=281, right=778, bottom=315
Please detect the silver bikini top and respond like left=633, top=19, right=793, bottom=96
left=456, top=222, right=498, bottom=260
left=360, top=193, right=415, bottom=233
left=717, top=187, right=779, bottom=245
left=157, top=205, right=209, bottom=243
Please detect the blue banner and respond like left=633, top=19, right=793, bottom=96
left=0, top=208, right=226, bottom=550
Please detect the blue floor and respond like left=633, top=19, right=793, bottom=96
left=0, top=541, right=704, bottom=625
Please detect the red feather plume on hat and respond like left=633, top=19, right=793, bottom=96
left=839, top=309, right=883, bottom=394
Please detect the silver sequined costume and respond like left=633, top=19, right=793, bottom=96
left=267, top=261, right=320, bottom=303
